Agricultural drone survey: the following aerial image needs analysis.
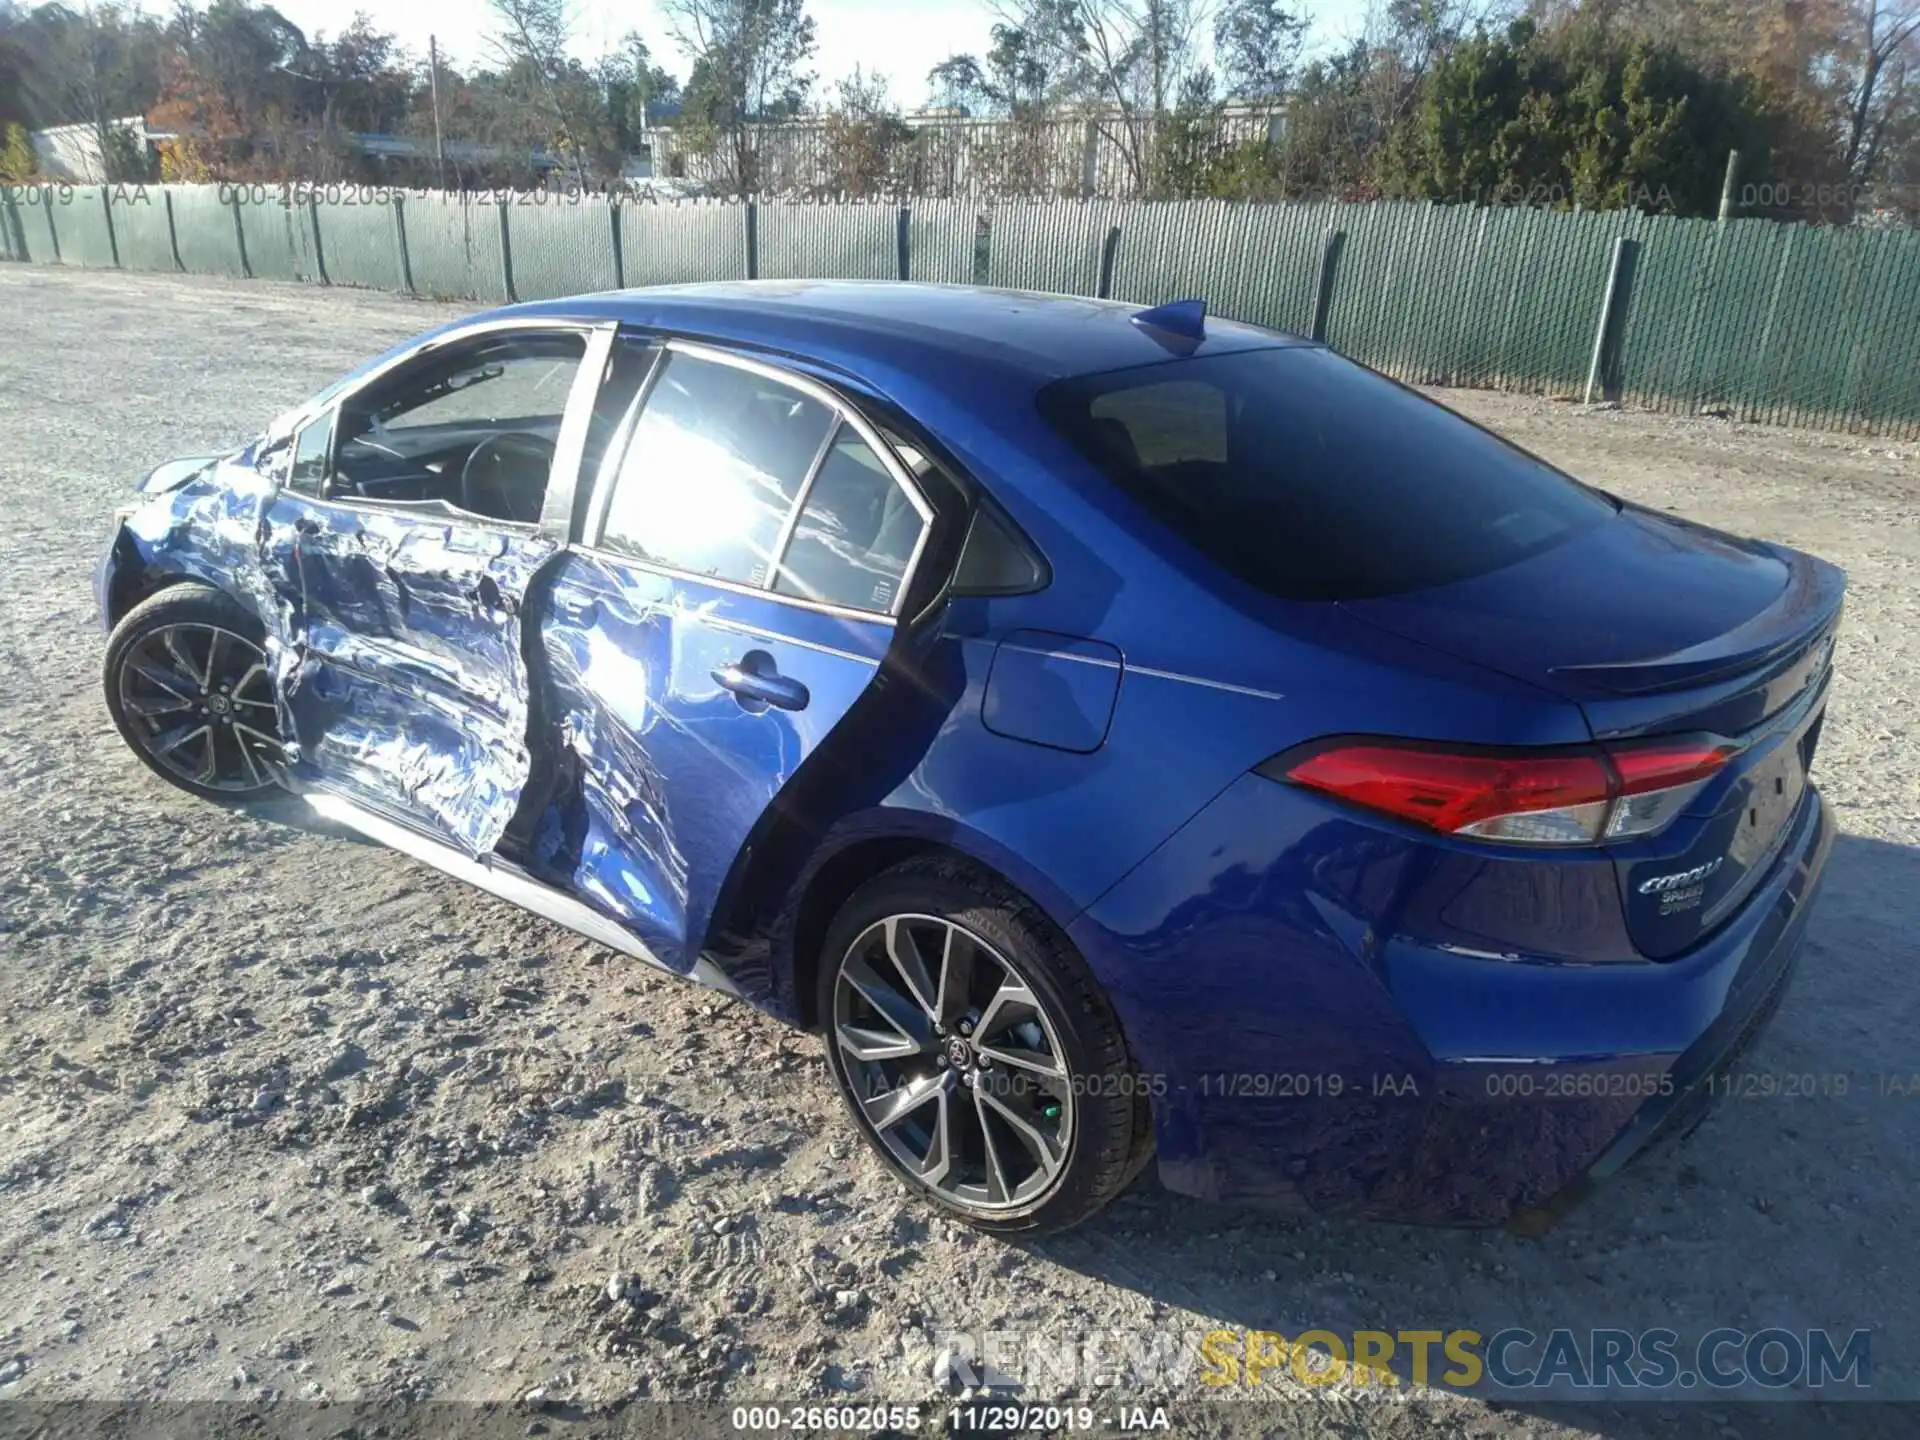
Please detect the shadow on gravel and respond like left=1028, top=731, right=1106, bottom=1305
left=1013, top=831, right=1920, bottom=1429
left=251, top=795, right=380, bottom=845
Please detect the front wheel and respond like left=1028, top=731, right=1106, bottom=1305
left=103, top=583, right=284, bottom=802
left=818, top=856, right=1150, bottom=1235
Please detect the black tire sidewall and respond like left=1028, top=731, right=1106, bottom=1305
left=102, top=583, right=282, bottom=804
left=817, top=861, right=1142, bottom=1235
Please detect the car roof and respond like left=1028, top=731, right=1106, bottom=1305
left=490, top=280, right=1314, bottom=389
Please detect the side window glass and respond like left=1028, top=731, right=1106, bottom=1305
left=599, top=352, right=833, bottom=587
left=954, top=503, right=1047, bottom=594
left=772, top=427, right=926, bottom=613
left=581, top=338, right=659, bottom=491
left=381, top=347, right=581, bottom=431
left=332, top=331, right=586, bottom=524
left=290, top=413, right=333, bottom=497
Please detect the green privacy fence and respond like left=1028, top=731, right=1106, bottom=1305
left=4, top=182, right=1918, bottom=438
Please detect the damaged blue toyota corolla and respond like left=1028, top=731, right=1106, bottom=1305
left=95, top=282, right=1843, bottom=1235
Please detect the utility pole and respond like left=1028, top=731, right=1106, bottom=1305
left=628, top=33, right=651, bottom=179
left=428, top=35, right=448, bottom=191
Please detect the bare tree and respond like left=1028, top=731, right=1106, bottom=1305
left=1214, top=0, right=1310, bottom=99
left=929, top=6, right=1084, bottom=117
left=0, top=1, right=32, bottom=132
left=1361, top=0, right=1505, bottom=136
left=981, top=0, right=1212, bottom=194
left=1840, top=0, right=1920, bottom=188
left=27, top=2, right=161, bottom=180
left=484, top=0, right=591, bottom=187
left=661, top=0, right=817, bottom=193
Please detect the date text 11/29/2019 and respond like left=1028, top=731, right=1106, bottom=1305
left=728, top=1404, right=1172, bottom=1433
left=1196, top=1071, right=1419, bottom=1098
left=951, top=1404, right=1171, bottom=1433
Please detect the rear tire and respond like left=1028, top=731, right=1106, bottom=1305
left=103, top=583, right=284, bottom=803
left=817, top=855, right=1147, bottom=1235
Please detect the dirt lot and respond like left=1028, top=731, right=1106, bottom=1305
left=1, top=265, right=1917, bottom=1438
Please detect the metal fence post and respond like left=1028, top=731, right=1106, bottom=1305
left=610, top=199, right=625, bottom=289
left=280, top=195, right=300, bottom=283
left=1311, top=227, right=1345, bottom=342
left=230, top=186, right=251, bottom=278
left=1583, top=235, right=1639, bottom=405
left=308, top=193, right=330, bottom=284
left=101, top=185, right=121, bottom=268
left=896, top=205, right=911, bottom=281
left=1096, top=224, right=1122, bottom=299
left=162, top=188, right=182, bottom=271
left=42, top=185, right=63, bottom=264
left=390, top=193, right=413, bottom=294
left=496, top=199, right=515, bottom=301
left=1718, top=150, right=1740, bottom=224
left=744, top=200, right=758, bottom=280
left=972, top=211, right=990, bottom=286
left=0, top=188, right=18, bottom=261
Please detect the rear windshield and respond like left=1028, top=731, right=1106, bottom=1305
left=1037, top=347, right=1615, bottom=601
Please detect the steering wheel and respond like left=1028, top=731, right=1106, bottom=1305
left=458, top=432, right=556, bottom=524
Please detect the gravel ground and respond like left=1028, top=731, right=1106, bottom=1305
left=1, top=265, right=1917, bottom=1439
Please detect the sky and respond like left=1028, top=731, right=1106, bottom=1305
left=267, top=0, right=1375, bottom=109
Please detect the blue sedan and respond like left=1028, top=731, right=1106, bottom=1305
left=95, top=283, right=1842, bottom=1234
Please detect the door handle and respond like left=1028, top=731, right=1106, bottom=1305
left=712, top=660, right=809, bottom=712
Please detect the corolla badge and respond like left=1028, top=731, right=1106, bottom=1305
left=1639, top=857, right=1724, bottom=895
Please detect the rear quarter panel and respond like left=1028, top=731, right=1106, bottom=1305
left=744, top=359, right=1602, bottom=1020
left=760, top=579, right=1594, bottom=1014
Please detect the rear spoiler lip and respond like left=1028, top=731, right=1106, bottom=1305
left=1548, top=544, right=1846, bottom=697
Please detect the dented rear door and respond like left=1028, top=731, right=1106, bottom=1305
left=526, top=557, right=897, bottom=973
left=517, top=340, right=939, bottom=974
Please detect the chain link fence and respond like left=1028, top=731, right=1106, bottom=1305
left=3, top=182, right=1916, bottom=438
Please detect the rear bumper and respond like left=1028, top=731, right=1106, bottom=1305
left=1507, top=792, right=1828, bottom=1233
left=1070, top=779, right=1835, bottom=1228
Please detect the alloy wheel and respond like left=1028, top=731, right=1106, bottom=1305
left=832, top=914, right=1075, bottom=1211
left=116, top=622, right=280, bottom=792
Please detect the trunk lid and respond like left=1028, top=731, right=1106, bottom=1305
left=1342, top=504, right=1845, bottom=957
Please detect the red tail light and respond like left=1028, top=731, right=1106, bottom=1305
left=1269, top=737, right=1735, bottom=846
left=1600, top=739, right=1737, bottom=839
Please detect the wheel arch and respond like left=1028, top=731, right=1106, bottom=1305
left=105, top=565, right=205, bottom=630
left=784, top=833, right=946, bottom=1030
left=100, top=531, right=263, bottom=636
left=761, top=813, right=1094, bottom=1032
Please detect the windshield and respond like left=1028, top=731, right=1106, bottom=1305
left=1038, top=347, right=1616, bottom=602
